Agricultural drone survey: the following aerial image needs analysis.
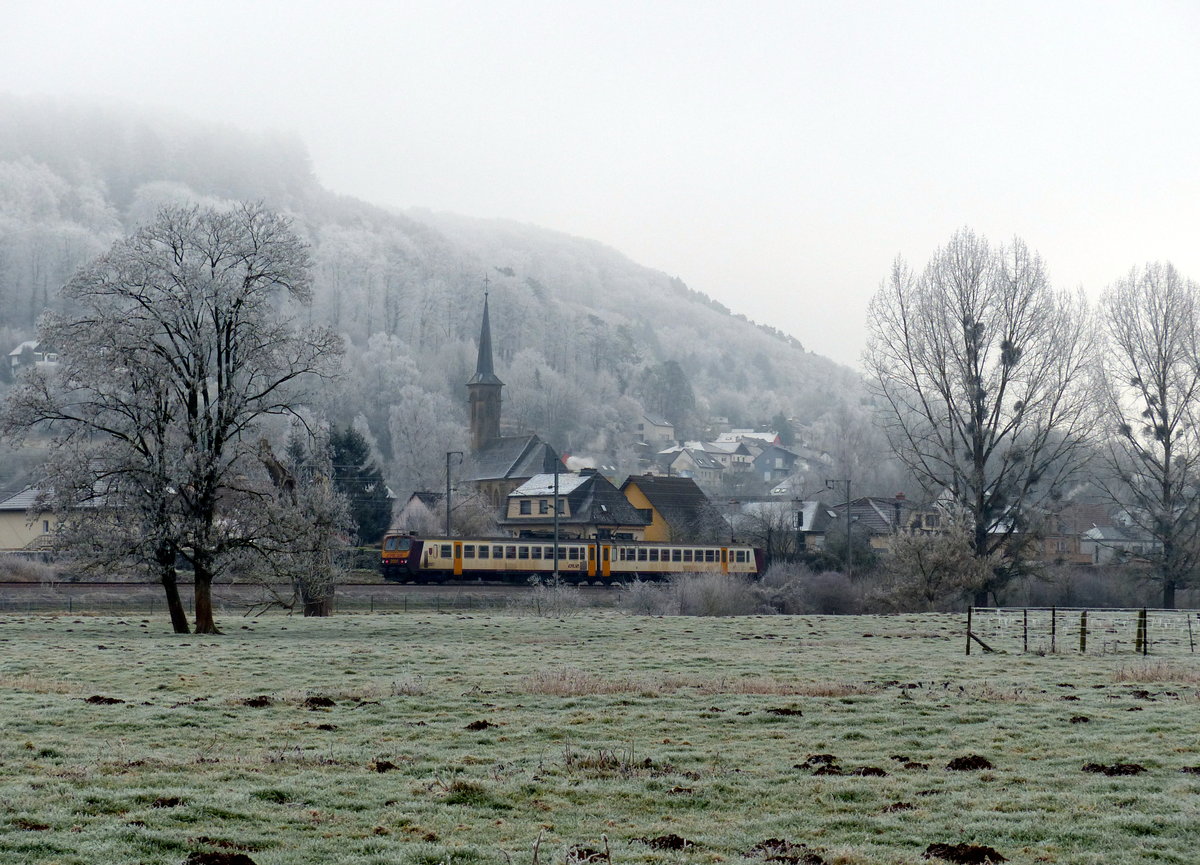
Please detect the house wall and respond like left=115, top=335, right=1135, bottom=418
left=620, top=483, right=670, bottom=542
left=0, top=511, right=54, bottom=551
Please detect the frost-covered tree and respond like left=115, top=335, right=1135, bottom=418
left=865, top=229, right=1097, bottom=605
left=1, top=203, right=342, bottom=633
left=1097, top=263, right=1200, bottom=608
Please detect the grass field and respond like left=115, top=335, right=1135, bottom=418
left=1, top=609, right=1198, bottom=864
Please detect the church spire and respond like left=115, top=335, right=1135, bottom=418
left=467, top=282, right=503, bottom=451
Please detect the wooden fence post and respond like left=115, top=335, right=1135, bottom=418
left=1051, top=605, right=1057, bottom=654
left=1079, top=610, right=1087, bottom=654
left=966, top=607, right=973, bottom=656
left=1023, top=608, right=1028, bottom=654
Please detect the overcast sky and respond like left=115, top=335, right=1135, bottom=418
left=5, top=1, right=1199, bottom=368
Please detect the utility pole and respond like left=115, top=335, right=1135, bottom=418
left=552, top=457, right=560, bottom=581
left=445, top=451, right=463, bottom=536
left=826, top=478, right=852, bottom=579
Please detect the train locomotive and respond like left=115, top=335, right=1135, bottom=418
left=381, top=533, right=763, bottom=584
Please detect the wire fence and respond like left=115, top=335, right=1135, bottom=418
left=966, top=606, right=1200, bottom=656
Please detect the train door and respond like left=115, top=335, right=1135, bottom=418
left=600, top=544, right=611, bottom=579
left=587, top=543, right=597, bottom=578
left=453, top=542, right=463, bottom=576
left=721, top=547, right=729, bottom=573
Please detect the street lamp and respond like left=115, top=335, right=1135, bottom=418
left=445, top=451, right=463, bottom=536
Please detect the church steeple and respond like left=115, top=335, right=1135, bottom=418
left=467, top=285, right=504, bottom=451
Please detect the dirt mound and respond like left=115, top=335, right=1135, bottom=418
left=767, top=706, right=803, bottom=716
left=370, top=760, right=399, bottom=773
left=1083, top=762, right=1145, bottom=776
left=302, top=696, right=336, bottom=709
left=812, top=765, right=843, bottom=776
left=85, top=695, right=125, bottom=705
left=637, top=834, right=694, bottom=850
left=904, top=761, right=931, bottom=771
left=243, top=696, right=272, bottom=708
left=747, top=838, right=825, bottom=865
left=183, top=853, right=259, bottom=865
left=465, top=719, right=495, bottom=730
left=151, top=796, right=185, bottom=808
left=565, top=845, right=608, bottom=864
left=849, top=766, right=888, bottom=777
left=1069, top=716, right=1089, bottom=724
left=946, top=755, right=993, bottom=771
left=882, top=801, right=915, bottom=813
left=922, top=842, right=1006, bottom=863
left=1179, top=766, right=1200, bottom=775
left=804, top=754, right=837, bottom=766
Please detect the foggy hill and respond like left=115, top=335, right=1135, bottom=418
left=0, top=96, right=898, bottom=497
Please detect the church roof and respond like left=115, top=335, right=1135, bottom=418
left=468, top=435, right=560, bottom=482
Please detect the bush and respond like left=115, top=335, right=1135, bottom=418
left=674, top=572, right=760, bottom=616
left=0, top=554, right=62, bottom=583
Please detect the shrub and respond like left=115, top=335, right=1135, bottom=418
left=0, top=554, right=61, bottom=583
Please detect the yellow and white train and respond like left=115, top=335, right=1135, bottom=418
left=381, top=534, right=763, bottom=584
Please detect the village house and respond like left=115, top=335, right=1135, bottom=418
left=620, top=474, right=731, bottom=543
left=498, top=469, right=650, bottom=540
left=0, top=487, right=56, bottom=551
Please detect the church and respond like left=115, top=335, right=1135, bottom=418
left=464, top=292, right=562, bottom=507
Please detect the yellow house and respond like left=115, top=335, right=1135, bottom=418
left=0, top=487, right=56, bottom=551
left=619, top=475, right=731, bottom=544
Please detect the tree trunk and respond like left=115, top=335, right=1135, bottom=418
left=1163, top=579, right=1176, bottom=610
left=303, top=594, right=334, bottom=617
left=192, top=559, right=221, bottom=634
left=160, top=567, right=191, bottom=634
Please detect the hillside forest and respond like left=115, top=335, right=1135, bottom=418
left=0, top=96, right=906, bottom=502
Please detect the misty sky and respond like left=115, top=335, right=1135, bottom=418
left=4, top=1, right=1199, bottom=368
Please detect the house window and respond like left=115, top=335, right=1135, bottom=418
left=637, top=508, right=653, bottom=522
left=539, top=499, right=550, bottom=514
left=519, top=500, right=532, bottom=515
left=42, top=520, right=50, bottom=534
left=924, top=514, right=940, bottom=529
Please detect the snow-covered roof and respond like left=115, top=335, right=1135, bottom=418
left=8, top=340, right=38, bottom=357
left=509, top=472, right=592, bottom=497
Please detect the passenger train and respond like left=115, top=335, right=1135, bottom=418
left=380, top=534, right=764, bottom=584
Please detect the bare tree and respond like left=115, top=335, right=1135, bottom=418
left=2, top=203, right=342, bottom=633
left=864, top=229, right=1097, bottom=604
left=1097, top=263, right=1200, bottom=608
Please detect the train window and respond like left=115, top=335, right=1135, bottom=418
left=518, top=546, right=529, bottom=559
left=683, top=549, right=693, bottom=562
left=705, top=550, right=716, bottom=562
left=464, top=545, right=475, bottom=558
left=384, top=537, right=398, bottom=550
left=506, top=546, right=517, bottom=559
left=649, top=549, right=659, bottom=562
left=479, top=545, right=490, bottom=559
left=569, top=547, right=582, bottom=561
left=493, top=545, right=503, bottom=557
left=672, top=549, right=682, bottom=562
left=398, top=537, right=411, bottom=551
left=637, top=548, right=647, bottom=561
left=440, top=545, right=452, bottom=558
